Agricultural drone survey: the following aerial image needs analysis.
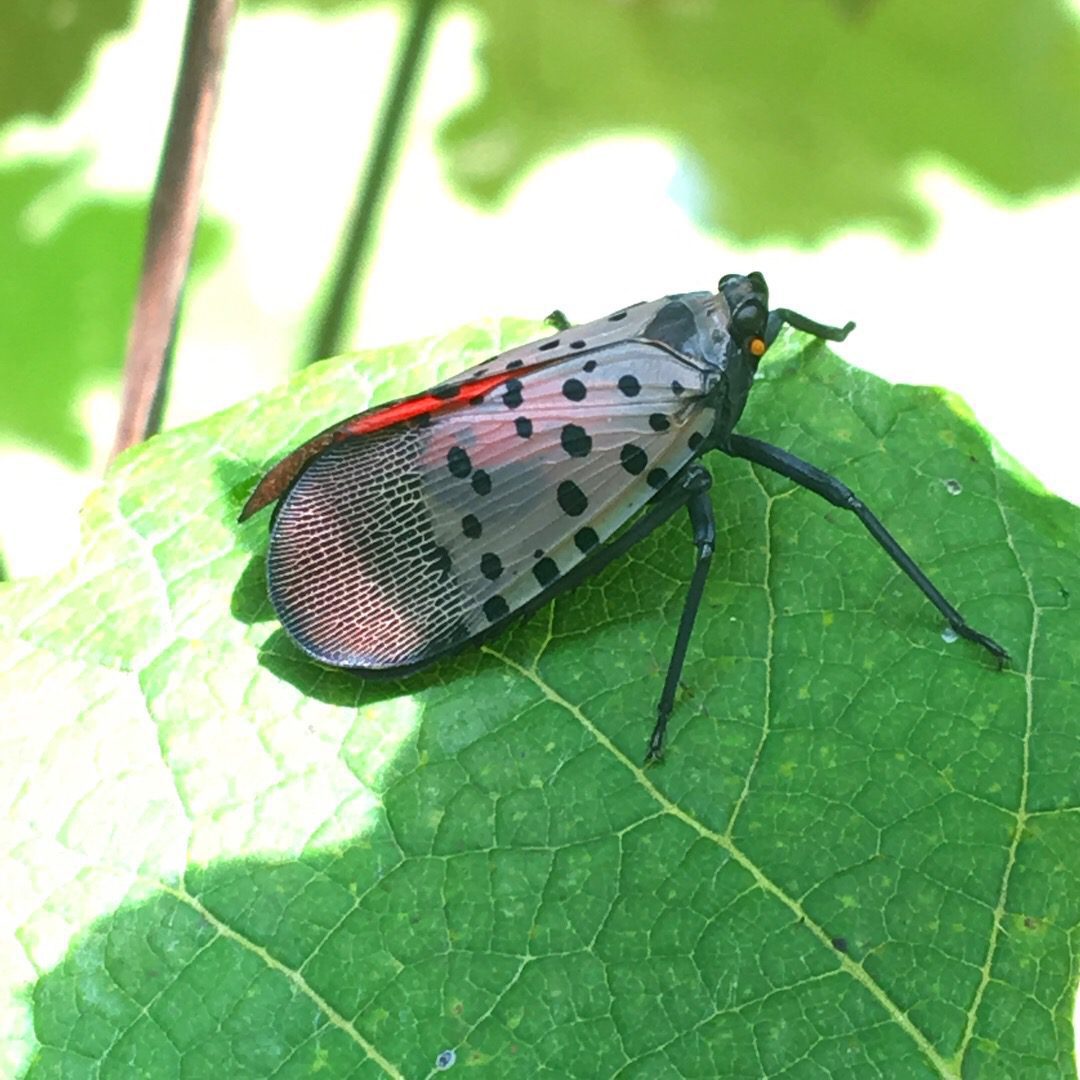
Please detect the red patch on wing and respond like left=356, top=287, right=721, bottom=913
left=341, top=366, right=531, bottom=436
left=239, top=360, right=558, bottom=522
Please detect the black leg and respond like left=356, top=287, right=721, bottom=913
left=646, top=465, right=716, bottom=764
left=724, top=435, right=1009, bottom=665
left=531, top=464, right=716, bottom=761
left=766, top=308, right=855, bottom=348
left=539, top=465, right=709, bottom=601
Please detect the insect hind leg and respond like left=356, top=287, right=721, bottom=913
left=724, top=434, right=1009, bottom=665
left=646, top=465, right=716, bottom=764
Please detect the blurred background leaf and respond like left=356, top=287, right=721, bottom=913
left=0, top=0, right=136, bottom=123
left=0, top=158, right=227, bottom=467
left=442, top=0, right=1080, bottom=242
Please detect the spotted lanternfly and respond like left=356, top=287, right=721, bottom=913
left=240, top=272, right=1008, bottom=760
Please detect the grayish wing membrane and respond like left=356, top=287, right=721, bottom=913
left=268, top=336, right=716, bottom=670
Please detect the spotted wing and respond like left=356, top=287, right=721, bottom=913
left=265, top=335, right=717, bottom=670
left=239, top=293, right=710, bottom=522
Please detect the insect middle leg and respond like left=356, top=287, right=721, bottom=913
left=536, top=464, right=717, bottom=761
left=646, top=465, right=716, bottom=763
left=723, top=434, right=1009, bottom=664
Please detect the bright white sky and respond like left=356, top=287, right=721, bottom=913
left=1, top=0, right=1079, bottom=578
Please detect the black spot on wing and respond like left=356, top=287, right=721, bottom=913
left=484, top=595, right=509, bottom=622
left=557, top=480, right=588, bottom=517
left=502, top=379, right=523, bottom=409
left=574, top=527, right=598, bottom=553
left=620, top=444, right=647, bottom=475
left=533, top=557, right=559, bottom=588
left=447, top=446, right=471, bottom=478
left=427, top=545, right=452, bottom=579
left=643, top=299, right=698, bottom=353
left=561, top=424, right=592, bottom=458
left=562, top=378, right=587, bottom=402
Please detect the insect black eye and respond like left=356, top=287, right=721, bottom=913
left=733, top=299, right=765, bottom=338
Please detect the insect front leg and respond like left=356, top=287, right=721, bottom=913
left=647, top=464, right=716, bottom=764
left=723, top=434, right=1009, bottom=665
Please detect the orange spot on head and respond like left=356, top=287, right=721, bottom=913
left=749, top=337, right=766, bottom=358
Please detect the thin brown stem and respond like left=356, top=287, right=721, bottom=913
left=111, top=0, right=236, bottom=460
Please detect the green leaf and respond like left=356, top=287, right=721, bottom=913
left=0, top=159, right=229, bottom=467
left=0, top=0, right=135, bottom=124
left=2, top=319, right=1078, bottom=1078
left=442, top=0, right=1080, bottom=242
